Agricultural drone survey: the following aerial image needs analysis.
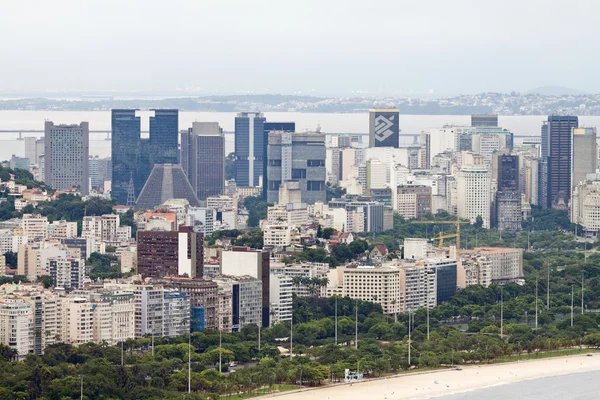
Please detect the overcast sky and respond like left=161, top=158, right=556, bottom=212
left=1, top=0, right=599, bottom=97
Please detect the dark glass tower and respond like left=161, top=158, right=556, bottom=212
left=541, top=115, right=578, bottom=209
left=234, top=112, right=266, bottom=187
left=149, top=109, right=179, bottom=165
left=263, top=121, right=295, bottom=198
left=111, top=109, right=141, bottom=205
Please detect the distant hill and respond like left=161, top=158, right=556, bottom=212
left=527, top=86, right=586, bottom=95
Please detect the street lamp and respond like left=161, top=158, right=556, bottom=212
left=79, top=375, right=84, bottom=400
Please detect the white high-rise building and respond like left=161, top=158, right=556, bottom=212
left=457, top=165, right=491, bottom=228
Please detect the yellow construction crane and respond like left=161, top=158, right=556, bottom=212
left=410, top=216, right=470, bottom=251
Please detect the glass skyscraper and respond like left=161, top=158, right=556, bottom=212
left=111, top=109, right=141, bottom=205
left=111, top=109, right=179, bottom=205
left=541, top=115, right=578, bottom=209
left=149, top=109, right=179, bottom=165
left=234, top=112, right=266, bottom=187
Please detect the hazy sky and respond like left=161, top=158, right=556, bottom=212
left=2, top=0, right=600, bottom=96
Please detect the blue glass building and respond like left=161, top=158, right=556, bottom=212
left=234, top=112, right=266, bottom=187
left=111, top=109, right=141, bottom=205
left=149, top=109, right=179, bottom=165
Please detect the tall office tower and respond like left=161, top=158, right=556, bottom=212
left=181, top=122, right=225, bottom=200
left=267, top=131, right=326, bottom=204
left=137, top=226, right=204, bottom=278
left=44, top=121, right=89, bottom=195
left=149, top=109, right=179, bottom=164
left=471, top=114, right=498, bottom=127
left=496, top=154, right=522, bottom=230
left=457, top=165, right=491, bottom=228
left=263, top=122, right=295, bottom=198
left=88, top=156, right=112, bottom=190
left=571, top=127, right=597, bottom=190
left=111, top=109, right=141, bottom=205
left=541, top=115, right=579, bottom=209
left=369, top=108, right=400, bottom=148
left=420, top=131, right=431, bottom=169
left=24, top=137, right=37, bottom=165
left=234, top=112, right=266, bottom=187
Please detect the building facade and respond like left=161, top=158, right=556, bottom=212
left=541, top=115, right=579, bottom=209
left=44, top=121, right=89, bottom=194
left=369, top=109, right=400, bottom=148
left=457, top=165, right=491, bottom=228
left=267, top=131, right=326, bottom=204
left=235, top=112, right=266, bottom=187
left=181, top=122, right=225, bottom=200
left=137, top=226, right=204, bottom=278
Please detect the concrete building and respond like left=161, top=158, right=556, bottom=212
left=460, top=247, right=523, bottom=286
left=187, top=207, right=215, bottom=235
left=89, top=156, right=112, bottom=190
left=48, top=220, right=78, bottom=239
left=0, top=296, right=33, bottom=358
left=48, top=257, right=86, bottom=290
left=269, top=274, right=293, bottom=324
left=0, top=231, right=28, bottom=254
left=572, top=178, right=600, bottom=237
left=327, top=264, right=401, bottom=315
left=214, top=275, right=262, bottom=332
left=132, top=285, right=190, bottom=339
left=263, top=225, right=292, bottom=247
left=471, top=114, right=498, bottom=127
left=266, top=204, right=309, bottom=228
left=82, top=214, right=130, bottom=244
left=181, top=122, right=225, bottom=200
left=89, top=293, right=136, bottom=346
left=220, top=247, right=270, bottom=327
left=571, top=127, right=597, bottom=190
left=457, top=165, right=491, bottom=228
left=369, top=109, right=400, bottom=148
left=328, top=200, right=388, bottom=232
left=159, top=276, right=219, bottom=332
left=269, top=262, right=329, bottom=297
left=403, top=238, right=429, bottom=260
left=21, top=214, right=48, bottom=242
left=267, top=131, right=326, bottom=204
left=137, top=226, right=204, bottom=278
left=44, top=121, right=89, bottom=194
left=395, top=185, right=432, bottom=219
left=135, top=164, right=201, bottom=210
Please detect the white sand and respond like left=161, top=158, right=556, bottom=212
left=265, top=354, right=600, bottom=400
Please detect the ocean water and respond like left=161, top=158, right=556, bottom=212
left=2, top=111, right=600, bottom=160
left=437, top=370, right=600, bottom=400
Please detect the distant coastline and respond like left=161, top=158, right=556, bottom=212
left=2, top=92, right=600, bottom=115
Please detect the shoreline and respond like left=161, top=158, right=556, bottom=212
left=257, top=353, right=600, bottom=400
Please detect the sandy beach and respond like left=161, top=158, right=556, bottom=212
left=262, top=354, right=600, bottom=400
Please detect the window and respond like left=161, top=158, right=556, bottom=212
left=292, top=169, right=306, bottom=179
left=268, top=181, right=281, bottom=190
left=307, top=160, right=325, bottom=167
left=269, top=159, right=282, bottom=166
left=307, top=181, right=324, bottom=191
